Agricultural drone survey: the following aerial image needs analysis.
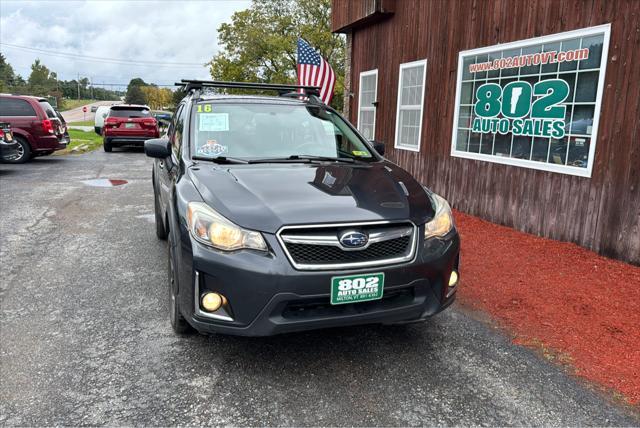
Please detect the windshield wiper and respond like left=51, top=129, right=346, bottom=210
left=192, top=155, right=248, bottom=164
left=248, top=155, right=355, bottom=164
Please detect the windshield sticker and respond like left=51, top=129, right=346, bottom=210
left=196, top=104, right=213, bottom=113
left=197, top=139, right=228, bottom=157
left=199, top=113, right=229, bottom=132
left=352, top=150, right=369, bottom=157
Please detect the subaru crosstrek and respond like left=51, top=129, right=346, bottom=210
left=145, top=80, right=460, bottom=336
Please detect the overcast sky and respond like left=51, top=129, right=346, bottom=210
left=0, top=0, right=251, bottom=91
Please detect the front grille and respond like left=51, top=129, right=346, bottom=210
left=278, top=222, right=416, bottom=270
left=287, top=235, right=411, bottom=264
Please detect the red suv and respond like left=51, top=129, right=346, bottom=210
left=103, top=105, right=159, bottom=152
left=0, top=95, right=68, bottom=163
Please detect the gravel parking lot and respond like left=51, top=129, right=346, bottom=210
left=0, top=151, right=637, bottom=426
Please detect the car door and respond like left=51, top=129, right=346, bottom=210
left=157, top=103, right=185, bottom=215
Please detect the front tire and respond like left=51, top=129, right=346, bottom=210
left=154, top=189, right=168, bottom=240
left=168, top=236, right=192, bottom=334
left=7, top=136, right=31, bottom=163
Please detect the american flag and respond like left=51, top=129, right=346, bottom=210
left=297, top=38, right=336, bottom=105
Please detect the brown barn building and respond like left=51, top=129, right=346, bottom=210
left=331, top=0, right=639, bottom=265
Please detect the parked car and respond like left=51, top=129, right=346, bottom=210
left=0, top=122, right=19, bottom=162
left=0, top=94, right=68, bottom=163
left=94, top=105, right=110, bottom=134
left=152, top=110, right=172, bottom=134
left=102, top=104, right=159, bottom=152
left=145, top=80, right=460, bottom=336
left=90, top=105, right=98, bottom=113
left=152, top=110, right=172, bottom=122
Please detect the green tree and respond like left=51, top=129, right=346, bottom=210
left=28, top=59, right=56, bottom=96
left=125, top=78, right=148, bottom=104
left=208, top=0, right=345, bottom=111
left=172, top=88, right=186, bottom=109
left=0, top=53, right=18, bottom=91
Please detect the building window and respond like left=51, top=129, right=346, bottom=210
left=395, top=59, right=427, bottom=152
left=451, top=24, right=610, bottom=177
left=357, top=69, right=378, bottom=140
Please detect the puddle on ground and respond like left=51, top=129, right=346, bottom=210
left=82, top=179, right=128, bottom=187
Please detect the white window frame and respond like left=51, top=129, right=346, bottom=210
left=394, top=59, right=427, bottom=152
left=357, top=69, right=378, bottom=140
left=450, top=24, right=611, bottom=178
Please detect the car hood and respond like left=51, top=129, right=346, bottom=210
left=188, top=161, right=435, bottom=233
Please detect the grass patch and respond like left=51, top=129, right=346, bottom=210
left=67, top=120, right=95, bottom=126
left=56, top=129, right=103, bottom=155
left=60, top=99, right=96, bottom=111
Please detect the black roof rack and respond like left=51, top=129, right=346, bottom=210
left=176, top=79, right=321, bottom=99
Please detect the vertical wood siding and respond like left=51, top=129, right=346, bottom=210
left=337, top=0, right=640, bottom=264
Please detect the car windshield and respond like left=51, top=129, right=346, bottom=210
left=191, top=102, right=374, bottom=161
left=109, top=108, right=151, bottom=118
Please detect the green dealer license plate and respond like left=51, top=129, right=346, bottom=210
left=330, top=273, right=385, bottom=305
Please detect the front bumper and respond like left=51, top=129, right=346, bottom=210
left=177, top=226, right=460, bottom=336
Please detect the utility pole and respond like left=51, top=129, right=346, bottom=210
left=77, top=73, right=80, bottom=100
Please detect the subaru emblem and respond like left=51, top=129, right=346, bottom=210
left=339, top=230, right=369, bottom=248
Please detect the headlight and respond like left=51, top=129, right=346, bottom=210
left=424, top=192, right=455, bottom=238
left=186, top=202, right=267, bottom=252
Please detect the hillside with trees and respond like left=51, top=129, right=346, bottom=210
left=0, top=54, right=122, bottom=109
left=0, top=55, right=175, bottom=111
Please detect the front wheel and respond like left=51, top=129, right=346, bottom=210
left=168, top=239, right=192, bottom=334
left=154, top=189, right=168, bottom=240
left=6, top=136, right=31, bottom=163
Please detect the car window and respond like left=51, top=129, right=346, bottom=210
left=38, top=100, right=58, bottom=119
left=167, top=105, right=182, bottom=141
left=191, top=103, right=374, bottom=160
left=171, top=104, right=186, bottom=157
left=0, top=98, right=37, bottom=116
left=108, top=108, right=151, bottom=118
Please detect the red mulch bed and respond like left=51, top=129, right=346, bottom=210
left=454, top=210, right=640, bottom=405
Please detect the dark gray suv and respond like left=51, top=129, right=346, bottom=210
left=145, top=80, right=460, bottom=336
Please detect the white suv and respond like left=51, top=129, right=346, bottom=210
left=94, top=105, right=110, bottom=134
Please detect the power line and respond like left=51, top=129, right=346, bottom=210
left=0, top=43, right=208, bottom=68
left=88, top=83, right=176, bottom=87
left=0, top=42, right=205, bottom=65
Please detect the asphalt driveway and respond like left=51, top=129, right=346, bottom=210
left=0, top=151, right=637, bottom=426
left=60, top=100, right=115, bottom=123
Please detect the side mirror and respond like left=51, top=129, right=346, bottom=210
left=371, top=140, right=385, bottom=156
left=145, top=138, right=171, bottom=159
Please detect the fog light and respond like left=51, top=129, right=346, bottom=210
left=448, top=271, right=459, bottom=287
left=201, top=292, right=224, bottom=312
